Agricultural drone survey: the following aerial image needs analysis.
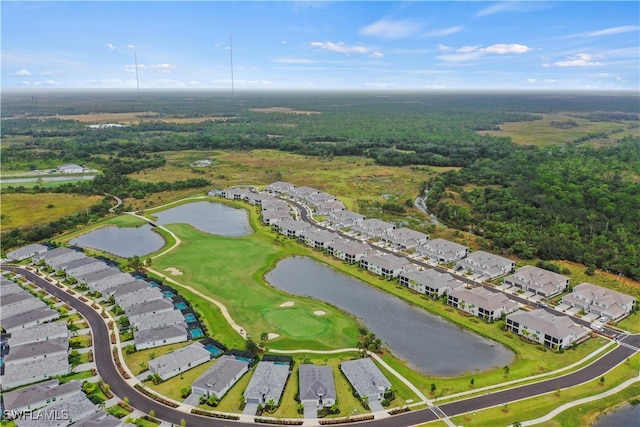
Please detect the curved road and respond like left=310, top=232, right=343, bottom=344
left=6, top=266, right=639, bottom=427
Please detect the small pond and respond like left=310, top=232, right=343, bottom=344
left=592, top=402, right=640, bottom=427
left=153, top=201, right=252, bottom=236
left=266, top=257, right=514, bottom=376
left=70, top=224, right=164, bottom=257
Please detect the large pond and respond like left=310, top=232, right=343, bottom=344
left=153, top=201, right=252, bottom=236
left=266, top=257, right=514, bottom=376
left=592, top=403, right=640, bottom=427
left=71, top=202, right=251, bottom=257
left=70, top=224, right=165, bottom=257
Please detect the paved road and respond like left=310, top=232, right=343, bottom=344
left=7, top=263, right=638, bottom=427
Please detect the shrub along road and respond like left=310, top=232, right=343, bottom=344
left=5, top=266, right=638, bottom=427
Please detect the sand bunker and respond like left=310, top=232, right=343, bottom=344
left=314, top=310, right=326, bottom=316
left=267, top=333, right=280, bottom=340
left=163, top=267, right=183, bottom=276
left=279, top=301, right=295, bottom=307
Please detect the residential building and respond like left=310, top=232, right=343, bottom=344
left=506, top=309, right=589, bottom=349
left=339, top=358, right=391, bottom=401
left=383, top=227, right=429, bottom=249
left=354, top=218, right=395, bottom=238
left=114, top=287, right=163, bottom=310
left=447, top=286, right=519, bottom=322
left=1, top=353, right=69, bottom=391
left=73, top=410, right=123, bottom=427
left=7, top=321, right=69, bottom=347
left=291, top=186, right=319, bottom=200
left=327, top=210, right=365, bottom=229
left=14, top=393, right=96, bottom=427
left=134, top=324, right=189, bottom=351
left=44, top=252, right=88, bottom=271
left=63, top=259, right=110, bottom=278
left=1, top=379, right=82, bottom=413
left=262, top=209, right=291, bottom=226
left=504, top=266, right=569, bottom=297
left=399, top=269, right=464, bottom=298
left=360, top=252, right=413, bottom=279
left=326, top=238, right=372, bottom=264
left=264, top=181, right=296, bottom=195
left=562, top=283, right=636, bottom=320
left=298, top=228, right=339, bottom=250
left=298, top=364, right=337, bottom=408
left=5, top=244, right=49, bottom=262
left=32, top=247, right=76, bottom=263
left=261, top=199, right=290, bottom=211
left=315, top=200, right=346, bottom=215
left=455, top=250, right=515, bottom=279
left=130, top=310, right=185, bottom=332
left=244, top=358, right=292, bottom=406
left=102, top=280, right=150, bottom=297
left=416, top=238, right=469, bottom=263
left=1, top=307, right=60, bottom=333
left=245, top=192, right=272, bottom=206
left=126, top=299, right=175, bottom=325
left=2, top=297, right=48, bottom=320
left=148, top=342, right=211, bottom=381
left=274, top=218, right=311, bottom=239
left=57, top=164, right=84, bottom=174
left=3, top=338, right=68, bottom=366
left=221, top=187, right=250, bottom=200
left=191, top=355, right=251, bottom=398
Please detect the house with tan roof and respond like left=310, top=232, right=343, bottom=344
left=447, top=286, right=519, bottom=322
left=504, top=265, right=569, bottom=297
left=455, top=250, right=514, bottom=279
left=506, top=309, right=588, bottom=349
left=399, top=269, right=464, bottom=298
left=416, top=238, right=469, bottom=263
left=562, top=282, right=635, bottom=320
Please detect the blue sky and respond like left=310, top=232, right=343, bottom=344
left=2, top=1, right=639, bottom=90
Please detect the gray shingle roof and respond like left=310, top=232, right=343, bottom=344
left=298, top=364, right=336, bottom=402
left=125, top=298, right=175, bottom=319
left=1, top=353, right=69, bottom=390
left=507, top=309, right=585, bottom=340
left=14, top=393, right=96, bottom=427
left=1, top=307, right=59, bottom=332
left=148, top=342, right=211, bottom=379
left=339, top=358, right=390, bottom=398
left=134, top=324, right=188, bottom=346
left=5, top=244, right=49, bottom=262
left=115, top=287, right=163, bottom=309
left=106, top=280, right=151, bottom=297
left=130, top=309, right=185, bottom=331
left=244, top=361, right=291, bottom=404
left=72, top=410, right=122, bottom=427
left=192, top=355, right=250, bottom=397
left=7, top=321, right=69, bottom=347
left=1, top=298, right=48, bottom=319
left=4, top=338, right=68, bottom=365
left=1, top=379, right=82, bottom=412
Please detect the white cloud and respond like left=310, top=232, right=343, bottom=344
left=438, top=43, right=531, bottom=62
left=526, top=78, right=537, bottom=83
left=476, top=2, right=548, bottom=17
left=34, top=80, right=60, bottom=86
left=21, top=80, right=30, bottom=85
left=127, top=44, right=136, bottom=49
left=40, top=71, right=55, bottom=76
left=187, top=80, right=201, bottom=86
left=553, top=53, right=602, bottom=67
left=14, top=69, right=31, bottom=76
left=437, top=44, right=452, bottom=52
left=588, top=25, right=639, bottom=37
left=477, top=2, right=520, bottom=17
left=106, top=43, right=115, bottom=51
left=148, top=63, right=176, bottom=74
left=545, top=79, right=557, bottom=84
left=482, top=44, right=530, bottom=54
left=424, top=26, right=463, bottom=37
left=311, top=41, right=371, bottom=55
left=124, top=64, right=146, bottom=73
left=359, top=19, right=422, bottom=40
left=370, top=51, right=384, bottom=58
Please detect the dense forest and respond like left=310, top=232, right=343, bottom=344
left=2, top=90, right=639, bottom=279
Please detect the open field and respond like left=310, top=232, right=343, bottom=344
left=482, top=113, right=640, bottom=147
left=1, top=193, right=104, bottom=229
left=36, top=111, right=233, bottom=124
left=248, top=107, right=321, bottom=115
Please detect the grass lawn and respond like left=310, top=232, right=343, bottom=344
left=145, top=359, right=215, bottom=402
left=152, top=219, right=361, bottom=350
left=106, top=404, right=132, bottom=419
left=1, top=193, right=104, bottom=229
left=123, top=341, right=194, bottom=375
left=447, top=353, right=640, bottom=427
left=59, top=370, right=94, bottom=383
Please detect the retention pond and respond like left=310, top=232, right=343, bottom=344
left=267, top=256, right=514, bottom=376
left=153, top=201, right=252, bottom=236
left=70, top=224, right=164, bottom=257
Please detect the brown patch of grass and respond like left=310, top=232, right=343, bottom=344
left=39, top=112, right=232, bottom=124
left=1, top=193, right=104, bottom=229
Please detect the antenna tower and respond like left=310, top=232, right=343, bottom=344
left=134, top=50, right=141, bottom=110
left=229, top=34, right=235, bottom=99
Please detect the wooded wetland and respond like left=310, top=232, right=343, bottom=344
left=2, top=90, right=639, bottom=282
